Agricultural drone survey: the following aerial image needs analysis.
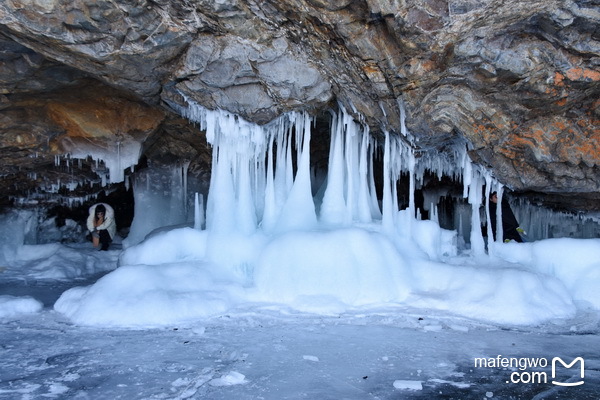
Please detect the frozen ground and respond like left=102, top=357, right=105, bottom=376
left=2, top=302, right=600, bottom=400
left=1, top=242, right=599, bottom=400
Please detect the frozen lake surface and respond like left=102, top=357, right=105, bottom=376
left=1, top=274, right=599, bottom=399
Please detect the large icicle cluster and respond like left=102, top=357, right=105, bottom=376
left=65, top=138, right=142, bottom=185
left=181, top=98, right=430, bottom=235
left=179, top=96, right=510, bottom=244
left=182, top=103, right=316, bottom=234
left=319, top=105, right=381, bottom=227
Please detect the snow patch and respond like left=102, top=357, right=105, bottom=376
left=303, top=355, right=320, bottom=362
left=208, top=371, right=247, bottom=387
left=393, top=380, right=423, bottom=390
left=0, top=295, right=43, bottom=318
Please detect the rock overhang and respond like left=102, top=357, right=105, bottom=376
left=0, top=0, right=598, bottom=211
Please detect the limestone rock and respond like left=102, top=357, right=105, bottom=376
left=0, top=0, right=598, bottom=211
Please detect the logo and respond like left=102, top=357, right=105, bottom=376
left=552, top=357, right=585, bottom=387
left=473, top=355, right=585, bottom=386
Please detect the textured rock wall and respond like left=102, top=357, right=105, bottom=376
left=0, top=0, right=598, bottom=210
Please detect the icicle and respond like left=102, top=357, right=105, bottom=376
left=284, top=124, right=294, bottom=196
left=273, top=122, right=291, bottom=213
left=356, top=125, right=373, bottom=223
left=344, top=117, right=356, bottom=220
left=495, top=186, right=504, bottom=244
left=274, top=112, right=317, bottom=232
left=467, top=166, right=486, bottom=256
left=390, top=139, right=399, bottom=220
left=236, top=153, right=257, bottom=234
left=378, top=101, right=388, bottom=120
left=168, top=166, right=186, bottom=225
left=367, top=139, right=381, bottom=219
left=319, top=105, right=376, bottom=225
left=462, top=150, right=472, bottom=199
left=206, top=144, right=237, bottom=232
left=116, top=140, right=121, bottom=176
left=253, top=152, right=266, bottom=223
left=408, top=150, right=416, bottom=219
left=194, top=192, right=205, bottom=230
left=261, top=135, right=277, bottom=231
left=381, top=131, right=395, bottom=232
left=399, top=97, right=408, bottom=137
left=182, top=160, right=190, bottom=213
left=484, top=173, right=494, bottom=252
left=430, top=202, right=439, bottom=224
left=320, top=110, right=347, bottom=225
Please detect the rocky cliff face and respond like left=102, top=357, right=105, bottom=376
left=0, top=0, right=598, bottom=211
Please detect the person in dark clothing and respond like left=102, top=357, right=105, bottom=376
left=489, top=192, right=523, bottom=243
left=86, top=203, right=117, bottom=250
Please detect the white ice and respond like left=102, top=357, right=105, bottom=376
left=1, top=104, right=599, bottom=399
left=47, top=102, right=600, bottom=328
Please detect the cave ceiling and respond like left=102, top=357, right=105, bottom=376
left=0, top=0, right=598, bottom=211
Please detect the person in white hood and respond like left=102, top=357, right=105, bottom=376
left=86, top=203, right=117, bottom=250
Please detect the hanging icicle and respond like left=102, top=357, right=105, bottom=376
left=274, top=112, right=318, bottom=232
left=180, top=96, right=318, bottom=234
left=381, top=131, right=395, bottom=232
left=176, top=93, right=515, bottom=259
left=320, top=108, right=348, bottom=225
left=194, top=192, right=205, bottom=230
left=319, top=104, right=381, bottom=226
left=182, top=160, right=191, bottom=213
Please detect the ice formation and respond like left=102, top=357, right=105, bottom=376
left=66, top=137, right=142, bottom=185
left=4, top=96, right=596, bottom=328
left=123, top=162, right=191, bottom=247
left=176, top=97, right=506, bottom=247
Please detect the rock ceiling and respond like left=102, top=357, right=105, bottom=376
left=0, top=0, right=598, bottom=211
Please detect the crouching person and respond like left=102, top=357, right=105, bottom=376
left=87, top=203, right=117, bottom=250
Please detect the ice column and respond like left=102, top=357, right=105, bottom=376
left=407, top=150, right=416, bottom=221
left=264, top=118, right=294, bottom=231
left=483, top=174, right=504, bottom=252
left=381, top=131, right=395, bottom=232
left=180, top=96, right=317, bottom=234
left=368, top=140, right=382, bottom=219
left=495, top=186, right=505, bottom=244
left=124, top=164, right=188, bottom=247
left=182, top=160, right=191, bottom=213
left=462, top=151, right=486, bottom=255
left=261, top=134, right=278, bottom=231
left=320, top=109, right=349, bottom=225
left=203, top=110, right=262, bottom=234
left=273, top=112, right=318, bottom=232
left=357, top=126, right=375, bottom=222
left=320, top=105, right=380, bottom=226
left=194, top=192, right=205, bottom=230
